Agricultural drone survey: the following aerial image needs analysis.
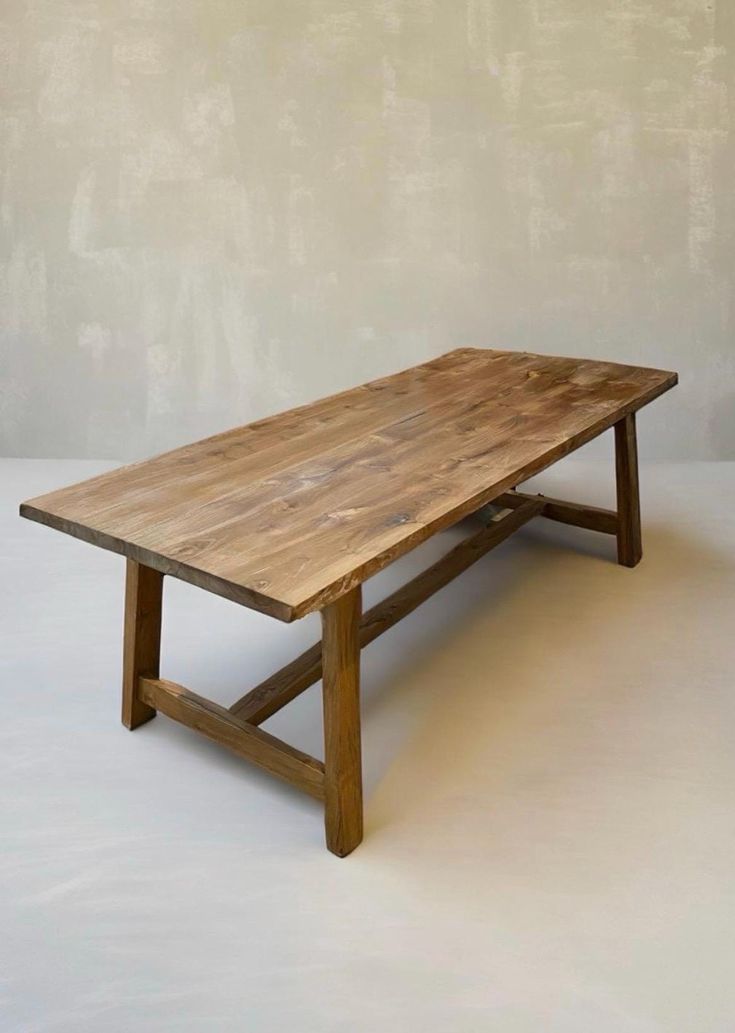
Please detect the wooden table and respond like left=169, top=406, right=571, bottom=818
left=20, top=349, right=677, bottom=856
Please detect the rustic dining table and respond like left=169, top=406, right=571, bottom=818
left=20, top=348, right=677, bottom=856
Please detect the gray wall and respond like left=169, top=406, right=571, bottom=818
left=1, top=1, right=733, bottom=461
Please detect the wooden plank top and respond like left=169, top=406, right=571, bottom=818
left=20, top=348, right=677, bottom=622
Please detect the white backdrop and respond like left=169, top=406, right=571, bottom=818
left=1, top=1, right=733, bottom=460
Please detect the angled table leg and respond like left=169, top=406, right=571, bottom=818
left=122, top=559, right=164, bottom=729
left=321, top=586, right=363, bottom=857
left=615, top=412, right=642, bottom=567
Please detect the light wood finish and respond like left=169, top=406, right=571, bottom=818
left=20, top=349, right=677, bottom=623
left=321, top=587, right=363, bottom=857
left=615, top=413, right=643, bottom=567
left=138, top=677, right=325, bottom=800
left=122, top=560, right=163, bottom=729
left=495, top=490, right=619, bottom=535
left=230, top=498, right=543, bottom=725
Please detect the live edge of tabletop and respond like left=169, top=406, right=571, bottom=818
left=20, top=348, right=678, bottom=856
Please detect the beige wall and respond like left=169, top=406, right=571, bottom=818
left=1, top=1, right=733, bottom=460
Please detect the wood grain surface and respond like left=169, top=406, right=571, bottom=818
left=321, top=587, right=363, bottom=856
left=20, top=349, right=677, bottom=621
left=121, top=560, right=163, bottom=729
left=615, top=412, right=643, bottom=567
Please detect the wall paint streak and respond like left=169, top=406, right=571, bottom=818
left=0, top=0, right=733, bottom=459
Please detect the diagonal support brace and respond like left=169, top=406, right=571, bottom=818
left=138, top=676, right=325, bottom=799
left=229, top=498, right=543, bottom=726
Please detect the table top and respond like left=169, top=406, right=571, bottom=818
left=21, top=348, right=677, bottom=621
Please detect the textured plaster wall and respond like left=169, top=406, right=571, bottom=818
left=1, top=1, right=733, bottom=460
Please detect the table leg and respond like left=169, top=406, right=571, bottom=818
left=122, top=559, right=163, bottom=729
left=321, top=586, right=363, bottom=857
left=615, top=413, right=642, bottom=567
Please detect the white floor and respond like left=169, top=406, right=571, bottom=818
left=2, top=457, right=734, bottom=1032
